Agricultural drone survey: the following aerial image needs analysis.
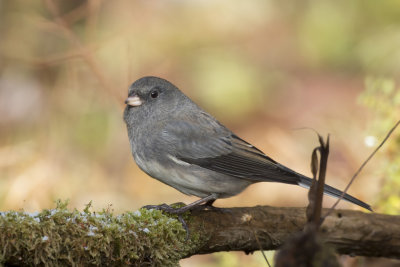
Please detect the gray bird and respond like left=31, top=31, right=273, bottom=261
left=123, top=76, right=372, bottom=213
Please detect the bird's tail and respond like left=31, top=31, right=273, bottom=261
left=298, top=176, right=372, bottom=211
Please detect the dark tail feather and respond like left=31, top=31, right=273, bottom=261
left=299, top=176, right=372, bottom=211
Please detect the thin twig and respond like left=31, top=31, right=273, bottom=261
left=306, top=135, right=329, bottom=227
left=323, top=119, right=400, bottom=219
left=252, top=229, right=271, bottom=267
left=315, top=135, right=329, bottom=225
left=44, top=0, right=124, bottom=104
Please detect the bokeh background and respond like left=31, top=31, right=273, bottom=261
left=1, top=0, right=399, bottom=266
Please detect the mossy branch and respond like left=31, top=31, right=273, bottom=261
left=0, top=201, right=199, bottom=266
left=1, top=202, right=399, bottom=266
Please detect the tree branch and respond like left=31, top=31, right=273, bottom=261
left=0, top=204, right=399, bottom=266
left=186, top=206, right=400, bottom=259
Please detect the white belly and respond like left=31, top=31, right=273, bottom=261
left=136, top=155, right=251, bottom=198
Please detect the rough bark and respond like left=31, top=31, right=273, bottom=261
left=186, top=206, right=400, bottom=259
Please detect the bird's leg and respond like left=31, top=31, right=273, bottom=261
left=142, top=194, right=217, bottom=240
left=142, top=194, right=217, bottom=214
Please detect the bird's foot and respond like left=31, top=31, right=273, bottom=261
left=142, top=203, right=186, bottom=214
left=142, top=203, right=190, bottom=240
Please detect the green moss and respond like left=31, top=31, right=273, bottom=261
left=0, top=200, right=202, bottom=266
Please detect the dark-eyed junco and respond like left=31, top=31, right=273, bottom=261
left=123, top=76, right=371, bottom=213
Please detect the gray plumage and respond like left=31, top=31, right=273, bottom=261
left=123, top=76, right=371, bottom=211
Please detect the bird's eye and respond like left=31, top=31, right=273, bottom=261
left=150, top=90, right=159, bottom=98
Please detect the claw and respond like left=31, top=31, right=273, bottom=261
left=143, top=203, right=179, bottom=213
left=142, top=203, right=190, bottom=240
left=177, top=215, right=190, bottom=241
left=141, top=195, right=218, bottom=240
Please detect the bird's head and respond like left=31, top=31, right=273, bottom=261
left=123, top=76, right=187, bottom=127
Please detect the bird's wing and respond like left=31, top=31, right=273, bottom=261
left=161, top=112, right=302, bottom=184
left=161, top=113, right=373, bottom=211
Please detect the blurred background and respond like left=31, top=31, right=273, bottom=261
left=0, top=0, right=399, bottom=266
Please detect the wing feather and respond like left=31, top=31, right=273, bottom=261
left=179, top=135, right=302, bottom=184
left=159, top=113, right=302, bottom=184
